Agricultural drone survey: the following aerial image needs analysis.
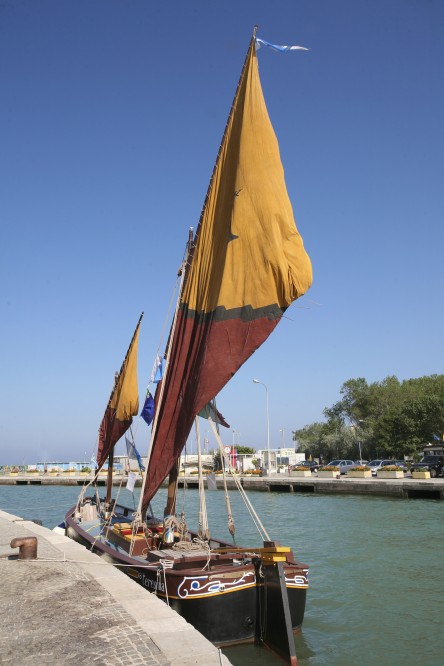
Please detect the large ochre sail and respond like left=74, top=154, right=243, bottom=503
left=141, top=37, right=312, bottom=512
left=96, top=314, right=142, bottom=468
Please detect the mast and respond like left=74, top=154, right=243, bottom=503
left=104, top=449, right=114, bottom=517
left=133, top=230, right=194, bottom=524
left=164, top=459, right=180, bottom=517
left=104, top=370, right=119, bottom=515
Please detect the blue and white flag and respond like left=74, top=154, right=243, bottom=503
left=125, top=437, right=145, bottom=472
left=141, top=391, right=155, bottom=426
left=150, top=354, right=164, bottom=383
left=126, top=471, right=137, bottom=493
left=256, top=37, right=308, bottom=53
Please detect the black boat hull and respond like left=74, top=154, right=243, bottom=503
left=169, top=585, right=307, bottom=646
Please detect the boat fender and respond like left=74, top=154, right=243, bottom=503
left=10, top=536, right=38, bottom=560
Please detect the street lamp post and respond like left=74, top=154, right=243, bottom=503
left=232, top=429, right=237, bottom=471
left=351, top=419, right=365, bottom=463
left=358, top=419, right=367, bottom=462
left=253, top=379, right=272, bottom=475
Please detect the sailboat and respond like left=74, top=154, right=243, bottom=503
left=65, top=28, right=312, bottom=664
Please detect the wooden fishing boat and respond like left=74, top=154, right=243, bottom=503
left=65, top=27, right=312, bottom=664
left=65, top=497, right=308, bottom=648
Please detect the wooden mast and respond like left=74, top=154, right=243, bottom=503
left=163, top=228, right=194, bottom=518
left=164, top=459, right=180, bottom=517
left=104, top=370, right=119, bottom=515
left=105, top=449, right=114, bottom=517
left=133, top=230, right=194, bottom=526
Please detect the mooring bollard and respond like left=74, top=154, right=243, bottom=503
left=10, top=536, right=38, bottom=560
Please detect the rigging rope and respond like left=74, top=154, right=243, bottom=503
left=104, top=473, right=127, bottom=540
left=172, top=537, right=212, bottom=570
left=208, top=417, right=271, bottom=542
left=195, top=416, right=210, bottom=540
left=163, top=514, right=188, bottom=541
left=209, top=417, right=236, bottom=540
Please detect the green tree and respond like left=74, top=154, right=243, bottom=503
left=374, top=394, right=444, bottom=457
left=235, top=446, right=256, bottom=455
left=324, top=377, right=371, bottom=424
left=292, top=422, right=356, bottom=462
left=316, top=374, right=444, bottom=460
left=213, top=450, right=222, bottom=471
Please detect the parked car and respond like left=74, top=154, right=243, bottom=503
left=410, top=456, right=444, bottom=478
left=293, top=460, right=320, bottom=473
left=394, top=460, right=408, bottom=473
left=367, top=459, right=396, bottom=476
left=324, top=459, right=356, bottom=474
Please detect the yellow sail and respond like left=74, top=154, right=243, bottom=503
left=183, top=39, right=312, bottom=315
left=110, top=328, right=140, bottom=421
left=97, top=314, right=142, bottom=468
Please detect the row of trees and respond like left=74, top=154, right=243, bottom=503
left=292, top=375, right=444, bottom=462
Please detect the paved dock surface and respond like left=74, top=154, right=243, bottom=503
left=0, top=510, right=231, bottom=665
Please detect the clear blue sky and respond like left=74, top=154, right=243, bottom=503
left=1, top=0, right=443, bottom=465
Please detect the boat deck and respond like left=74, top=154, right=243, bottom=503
left=74, top=514, right=256, bottom=570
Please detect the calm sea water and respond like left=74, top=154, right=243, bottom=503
left=1, top=484, right=443, bottom=666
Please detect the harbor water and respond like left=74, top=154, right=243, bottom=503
left=0, top=484, right=442, bottom=665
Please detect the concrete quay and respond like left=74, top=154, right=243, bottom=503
left=237, top=474, right=444, bottom=500
left=0, top=510, right=231, bottom=666
left=0, top=473, right=139, bottom=487
left=180, top=473, right=444, bottom=500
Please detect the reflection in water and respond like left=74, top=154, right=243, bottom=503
left=223, top=628, right=316, bottom=666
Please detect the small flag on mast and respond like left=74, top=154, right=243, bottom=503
left=141, top=391, right=155, bottom=425
left=125, top=437, right=145, bottom=472
left=255, top=37, right=308, bottom=52
left=198, top=400, right=229, bottom=428
left=126, top=471, right=137, bottom=493
left=150, top=355, right=164, bottom=383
